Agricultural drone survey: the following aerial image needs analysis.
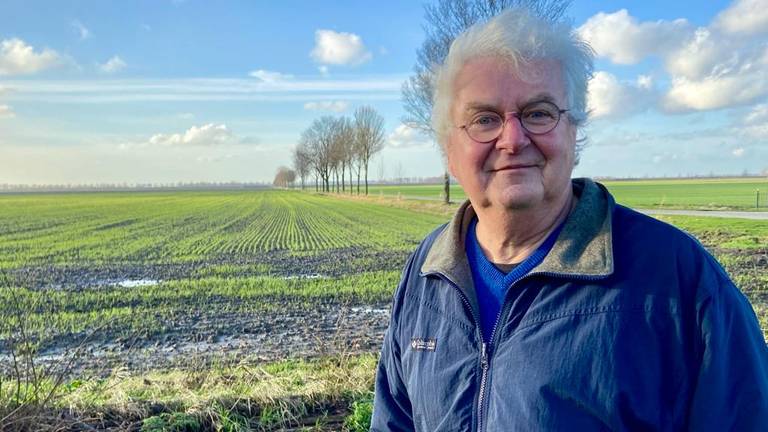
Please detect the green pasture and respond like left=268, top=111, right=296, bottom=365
left=368, top=177, right=768, bottom=210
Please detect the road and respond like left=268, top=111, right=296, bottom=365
left=638, top=209, right=768, bottom=220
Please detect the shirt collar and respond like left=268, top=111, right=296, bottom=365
left=420, top=178, right=615, bottom=289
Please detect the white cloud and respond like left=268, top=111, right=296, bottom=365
left=99, top=56, right=126, bottom=73
left=318, top=65, right=329, bottom=76
left=663, top=68, right=768, bottom=112
left=0, top=76, right=404, bottom=103
left=580, top=8, right=768, bottom=113
left=587, top=71, right=656, bottom=119
left=311, top=30, right=372, bottom=66
left=741, top=104, right=768, bottom=139
left=303, top=100, right=349, bottom=112
left=147, top=123, right=237, bottom=147
left=732, top=148, right=746, bottom=157
left=0, top=38, right=60, bottom=75
left=249, top=69, right=293, bottom=82
left=714, top=0, right=768, bottom=35
left=71, top=20, right=91, bottom=40
left=0, top=104, right=15, bottom=119
left=176, top=112, right=195, bottom=119
left=387, top=124, right=431, bottom=148
left=664, top=28, right=737, bottom=80
left=577, top=10, right=690, bottom=64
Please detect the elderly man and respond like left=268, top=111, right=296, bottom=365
left=372, top=7, right=768, bottom=431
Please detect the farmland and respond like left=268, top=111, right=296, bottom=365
left=1, top=184, right=767, bottom=430
left=368, top=177, right=768, bottom=210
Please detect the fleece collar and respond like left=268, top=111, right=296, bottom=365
left=420, top=178, right=614, bottom=292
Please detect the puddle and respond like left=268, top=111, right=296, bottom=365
left=351, top=307, right=389, bottom=315
left=282, top=274, right=325, bottom=280
left=115, top=279, right=159, bottom=288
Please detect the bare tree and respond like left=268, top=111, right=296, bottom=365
left=292, top=143, right=312, bottom=190
left=273, top=166, right=296, bottom=188
left=353, top=106, right=385, bottom=195
left=330, top=116, right=354, bottom=194
left=303, top=116, right=336, bottom=192
left=403, top=0, right=573, bottom=203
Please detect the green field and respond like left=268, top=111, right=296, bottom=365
left=1, top=186, right=766, bottom=430
left=368, top=177, right=768, bottom=210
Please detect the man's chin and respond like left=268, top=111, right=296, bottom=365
left=495, top=188, right=541, bottom=211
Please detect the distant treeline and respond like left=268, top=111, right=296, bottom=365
left=0, top=182, right=272, bottom=193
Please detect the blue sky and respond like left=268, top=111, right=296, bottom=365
left=0, top=0, right=766, bottom=185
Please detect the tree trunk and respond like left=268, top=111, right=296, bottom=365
left=443, top=170, right=450, bottom=204
left=348, top=163, right=353, bottom=194
left=341, top=163, right=346, bottom=193
left=357, top=171, right=361, bottom=195
left=365, top=163, right=369, bottom=195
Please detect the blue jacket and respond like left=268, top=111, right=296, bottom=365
left=372, top=178, right=768, bottom=431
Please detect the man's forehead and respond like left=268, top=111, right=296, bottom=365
left=452, top=58, right=566, bottom=109
left=461, top=93, right=559, bottom=112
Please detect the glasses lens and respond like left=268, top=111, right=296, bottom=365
left=521, top=101, right=560, bottom=134
left=467, top=112, right=503, bottom=142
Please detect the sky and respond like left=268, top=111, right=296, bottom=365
left=0, top=0, right=766, bottom=185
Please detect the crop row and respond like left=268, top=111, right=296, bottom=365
left=0, top=190, right=445, bottom=269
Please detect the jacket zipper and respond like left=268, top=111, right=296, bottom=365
left=477, top=342, right=490, bottom=432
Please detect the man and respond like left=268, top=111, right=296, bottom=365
left=372, top=7, right=768, bottom=431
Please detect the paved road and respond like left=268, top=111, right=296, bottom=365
left=380, top=194, right=768, bottom=220
left=638, top=209, right=768, bottom=220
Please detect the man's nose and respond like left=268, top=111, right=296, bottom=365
left=495, top=114, right=530, bottom=153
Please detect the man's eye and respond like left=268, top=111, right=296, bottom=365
left=524, top=110, right=554, bottom=119
left=472, top=114, right=500, bottom=126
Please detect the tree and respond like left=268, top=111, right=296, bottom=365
left=273, top=166, right=296, bottom=188
left=303, top=116, right=336, bottom=192
left=353, top=106, right=385, bottom=195
left=402, top=0, right=572, bottom=203
left=292, top=143, right=312, bottom=190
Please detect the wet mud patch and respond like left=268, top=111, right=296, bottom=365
left=0, top=298, right=392, bottom=378
left=12, top=247, right=409, bottom=291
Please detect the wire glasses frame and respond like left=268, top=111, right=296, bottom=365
left=458, top=100, right=569, bottom=143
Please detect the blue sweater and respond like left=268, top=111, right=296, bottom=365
left=465, top=217, right=566, bottom=343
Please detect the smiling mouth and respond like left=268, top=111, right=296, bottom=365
left=492, top=164, right=538, bottom=172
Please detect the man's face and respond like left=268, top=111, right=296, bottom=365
left=446, top=57, right=576, bottom=212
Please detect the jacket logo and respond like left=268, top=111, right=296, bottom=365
left=411, top=337, right=437, bottom=352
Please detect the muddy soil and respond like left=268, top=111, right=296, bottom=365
left=12, top=247, right=409, bottom=290
left=1, top=299, right=391, bottom=377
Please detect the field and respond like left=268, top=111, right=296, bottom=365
left=1, top=184, right=767, bottom=430
left=368, top=177, right=768, bottom=210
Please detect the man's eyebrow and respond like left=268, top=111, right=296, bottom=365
left=462, top=93, right=560, bottom=113
left=527, top=93, right=558, bottom=104
left=463, top=102, right=498, bottom=113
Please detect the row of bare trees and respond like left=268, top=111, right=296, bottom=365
left=293, top=106, right=385, bottom=195
left=272, top=166, right=296, bottom=188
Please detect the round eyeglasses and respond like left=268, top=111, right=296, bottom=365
left=458, top=101, right=569, bottom=143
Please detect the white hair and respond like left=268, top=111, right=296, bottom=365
left=431, top=7, right=594, bottom=154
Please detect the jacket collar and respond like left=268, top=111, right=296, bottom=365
left=420, top=178, right=614, bottom=290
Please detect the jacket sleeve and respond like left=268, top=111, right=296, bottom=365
left=687, top=261, right=768, bottom=431
left=370, top=322, right=413, bottom=431
left=370, top=251, right=418, bottom=431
